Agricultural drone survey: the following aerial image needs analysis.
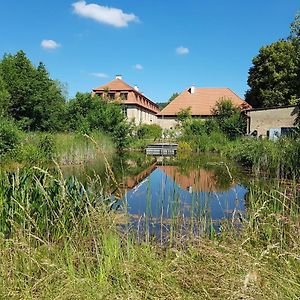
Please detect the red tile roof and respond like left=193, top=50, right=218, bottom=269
left=93, top=78, right=159, bottom=113
left=158, top=87, right=251, bottom=116
left=93, top=78, right=134, bottom=91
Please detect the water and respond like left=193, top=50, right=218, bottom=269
left=61, top=152, right=249, bottom=234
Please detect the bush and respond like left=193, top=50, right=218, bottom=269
left=0, top=118, right=21, bottom=156
left=136, top=124, right=162, bottom=140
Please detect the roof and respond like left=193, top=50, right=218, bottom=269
left=93, top=78, right=159, bottom=113
left=93, top=78, right=134, bottom=92
left=157, top=87, right=251, bottom=116
left=158, top=165, right=231, bottom=192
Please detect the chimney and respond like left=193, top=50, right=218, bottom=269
left=115, top=74, right=122, bottom=80
left=190, top=84, right=195, bottom=94
left=134, top=84, right=139, bottom=92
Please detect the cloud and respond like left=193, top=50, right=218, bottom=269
left=176, top=46, right=189, bottom=55
left=134, top=64, right=143, bottom=70
left=72, top=1, right=139, bottom=28
left=41, top=39, right=61, bottom=50
left=90, top=72, right=109, bottom=78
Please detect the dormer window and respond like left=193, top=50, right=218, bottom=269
left=108, top=93, right=115, bottom=100
left=120, top=93, right=128, bottom=100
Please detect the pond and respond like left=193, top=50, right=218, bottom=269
left=62, top=152, right=250, bottom=236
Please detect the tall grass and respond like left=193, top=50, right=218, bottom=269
left=229, top=137, right=300, bottom=179
left=2, top=131, right=115, bottom=166
left=0, top=166, right=299, bottom=298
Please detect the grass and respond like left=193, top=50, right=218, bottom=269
left=180, top=128, right=300, bottom=179
left=0, top=163, right=300, bottom=299
left=1, top=131, right=115, bottom=166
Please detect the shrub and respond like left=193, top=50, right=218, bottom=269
left=0, top=118, right=21, bottom=156
left=136, top=124, right=162, bottom=140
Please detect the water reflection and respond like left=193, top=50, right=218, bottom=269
left=123, top=163, right=247, bottom=222
left=61, top=152, right=248, bottom=231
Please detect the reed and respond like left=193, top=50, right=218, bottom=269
left=0, top=161, right=299, bottom=298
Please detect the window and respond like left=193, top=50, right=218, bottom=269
left=122, top=106, right=128, bottom=116
left=108, top=93, right=115, bottom=100
left=120, top=93, right=128, bottom=100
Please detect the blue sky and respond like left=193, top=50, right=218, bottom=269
left=0, top=1, right=298, bottom=102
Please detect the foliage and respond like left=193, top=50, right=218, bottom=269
left=229, top=136, right=300, bottom=178
left=177, top=141, right=192, bottom=159
left=212, top=98, right=246, bottom=139
left=157, top=92, right=179, bottom=109
left=0, top=75, right=10, bottom=117
left=0, top=51, right=66, bottom=131
left=289, top=11, right=300, bottom=40
left=0, top=117, right=21, bottom=156
left=176, top=106, right=192, bottom=125
left=246, top=13, right=300, bottom=108
left=65, top=93, right=130, bottom=150
left=136, top=124, right=162, bottom=140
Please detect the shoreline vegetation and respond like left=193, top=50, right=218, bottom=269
left=0, top=164, right=299, bottom=299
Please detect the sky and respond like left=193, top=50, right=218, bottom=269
left=0, top=0, right=298, bottom=102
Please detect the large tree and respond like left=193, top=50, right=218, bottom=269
left=0, top=50, right=66, bottom=130
left=245, top=14, right=300, bottom=108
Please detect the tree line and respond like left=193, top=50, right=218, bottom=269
left=0, top=50, right=129, bottom=149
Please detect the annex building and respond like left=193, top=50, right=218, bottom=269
left=92, top=75, right=159, bottom=125
left=157, top=85, right=251, bottom=130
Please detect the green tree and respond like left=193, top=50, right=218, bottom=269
left=290, top=11, right=300, bottom=40
left=246, top=13, right=300, bottom=108
left=0, top=117, right=21, bottom=156
left=213, top=98, right=246, bottom=139
left=0, top=51, right=36, bottom=128
left=0, top=51, right=66, bottom=131
left=245, top=40, right=300, bottom=108
left=66, top=93, right=130, bottom=149
left=0, top=75, right=10, bottom=117
left=31, top=62, right=66, bottom=131
left=176, top=107, right=192, bottom=125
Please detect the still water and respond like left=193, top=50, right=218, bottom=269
left=62, top=152, right=249, bottom=231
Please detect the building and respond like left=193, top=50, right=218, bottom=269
left=245, top=105, right=299, bottom=137
left=92, top=75, right=159, bottom=125
left=157, top=85, right=251, bottom=130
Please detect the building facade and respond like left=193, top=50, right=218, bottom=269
left=92, top=75, right=159, bottom=125
left=245, top=105, right=298, bottom=137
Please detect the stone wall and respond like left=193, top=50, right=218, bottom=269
left=246, top=106, right=298, bottom=137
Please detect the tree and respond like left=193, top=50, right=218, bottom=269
left=65, top=93, right=130, bottom=149
left=290, top=11, right=300, bottom=40
left=245, top=13, right=300, bottom=108
left=245, top=40, right=300, bottom=108
left=0, top=51, right=66, bottom=131
left=157, top=92, right=179, bottom=109
left=176, top=107, right=192, bottom=125
left=212, top=98, right=246, bottom=139
left=168, top=92, right=179, bottom=103
left=0, top=75, right=10, bottom=117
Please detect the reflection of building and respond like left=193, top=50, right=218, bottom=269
left=157, top=86, right=251, bottom=130
left=158, top=165, right=227, bottom=193
left=92, top=75, right=159, bottom=125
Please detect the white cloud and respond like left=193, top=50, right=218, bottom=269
left=176, top=46, right=189, bottom=55
left=72, top=1, right=139, bottom=28
left=134, top=64, right=143, bottom=70
left=41, top=39, right=61, bottom=50
left=90, top=72, right=109, bottom=78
